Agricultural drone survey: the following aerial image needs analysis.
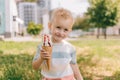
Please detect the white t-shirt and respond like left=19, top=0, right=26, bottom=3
left=33, top=40, right=77, bottom=78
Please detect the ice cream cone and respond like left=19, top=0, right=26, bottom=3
left=42, top=46, right=52, bottom=70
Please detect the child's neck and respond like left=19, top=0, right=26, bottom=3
left=52, top=39, right=63, bottom=44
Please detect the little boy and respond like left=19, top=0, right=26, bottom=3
left=32, top=8, right=83, bottom=80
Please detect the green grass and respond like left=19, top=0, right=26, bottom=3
left=0, top=39, right=120, bottom=80
left=70, top=39, right=120, bottom=80
left=0, top=41, right=41, bottom=80
left=0, top=41, right=40, bottom=55
left=0, top=54, right=41, bottom=80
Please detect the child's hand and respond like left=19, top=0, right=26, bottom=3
left=40, top=49, right=51, bottom=60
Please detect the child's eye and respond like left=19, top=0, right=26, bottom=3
left=64, top=29, right=68, bottom=31
left=56, top=26, right=60, bottom=29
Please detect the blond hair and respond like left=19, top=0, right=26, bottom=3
left=50, top=8, right=74, bottom=23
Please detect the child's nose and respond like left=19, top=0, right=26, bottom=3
left=59, top=29, right=65, bottom=35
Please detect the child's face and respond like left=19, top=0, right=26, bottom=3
left=49, top=18, right=73, bottom=43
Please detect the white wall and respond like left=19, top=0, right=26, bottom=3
left=5, top=0, right=19, bottom=37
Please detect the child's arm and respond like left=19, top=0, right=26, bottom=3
left=32, top=49, right=51, bottom=70
left=71, top=64, right=83, bottom=80
left=32, top=57, right=43, bottom=70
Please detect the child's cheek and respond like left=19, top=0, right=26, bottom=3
left=55, top=30, right=60, bottom=34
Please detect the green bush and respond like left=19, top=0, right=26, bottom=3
left=27, top=22, right=43, bottom=36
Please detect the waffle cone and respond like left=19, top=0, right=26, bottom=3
left=42, top=46, right=52, bottom=70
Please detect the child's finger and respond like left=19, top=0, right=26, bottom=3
left=41, top=49, right=45, bottom=52
left=41, top=52, right=49, bottom=56
left=41, top=52, right=51, bottom=59
left=43, top=55, right=51, bottom=59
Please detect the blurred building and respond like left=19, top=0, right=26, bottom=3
left=18, top=0, right=51, bottom=34
left=37, top=0, right=51, bottom=34
left=106, top=26, right=120, bottom=35
left=37, top=0, right=51, bottom=23
left=18, top=2, right=38, bottom=26
left=18, top=0, right=51, bottom=25
left=0, top=0, right=23, bottom=38
left=15, top=0, right=23, bottom=3
left=94, top=26, right=120, bottom=36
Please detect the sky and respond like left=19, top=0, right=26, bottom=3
left=51, top=0, right=90, bottom=16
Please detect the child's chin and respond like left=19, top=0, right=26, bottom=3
left=55, top=39, right=61, bottom=42
left=55, top=39, right=62, bottom=43
left=53, top=36, right=63, bottom=42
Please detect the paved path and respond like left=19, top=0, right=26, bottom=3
left=4, top=36, right=41, bottom=42
left=2, top=36, right=78, bottom=42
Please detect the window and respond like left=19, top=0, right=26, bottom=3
left=13, top=16, right=16, bottom=21
left=38, top=0, right=45, bottom=8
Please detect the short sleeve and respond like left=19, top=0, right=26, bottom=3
left=32, top=44, right=42, bottom=62
left=70, top=48, right=77, bottom=64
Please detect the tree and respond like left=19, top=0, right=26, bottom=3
left=87, top=0, right=119, bottom=39
left=73, top=15, right=91, bottom=31
left=27, top=22, right=43, bottom=36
